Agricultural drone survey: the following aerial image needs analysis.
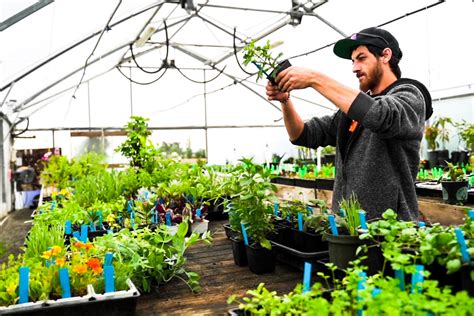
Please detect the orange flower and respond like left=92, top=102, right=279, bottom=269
left=74, top=241, right=85, bottom=248
left=56, top=258, right=66, bottom=267
left=72, top=264, right=88, bottom=274
left=83, top=243, right=94, bottom=251
left=86, top=258, right=101, bottom=269
left=42, top=250, right=52, bottom=260
left=51, top=246, right=62, bottom=256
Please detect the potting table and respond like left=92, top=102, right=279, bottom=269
left=135, top=220, right=303, bottom=315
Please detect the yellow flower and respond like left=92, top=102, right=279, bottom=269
left=56, top=258, right=66, bottom=267
left=42, top=250, right=52, bottom=260
left=106, top=213, right=115, bottom=223
left=60, top=189, right=68, bottom=196
left=73, top=264, right=88, bottom=274
left=51, top=191, right=59, bottom=198
left=51, top=246, right=62, bottom=256
left=6, top=282, right=17, bottom=296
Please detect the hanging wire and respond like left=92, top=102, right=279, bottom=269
left=233, top=27, right=257, bottom=76
left=175, top=64, right=226, bottom=84
left=116, top=65, right=168, bottom=85
left=130, top=20, right=169, bottom=74
left=288, top=0, right=445, bottom=60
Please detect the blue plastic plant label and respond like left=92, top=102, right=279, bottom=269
left=411, top=265, right=424, bottom=294
left=127, top=200, right=133, bottom=213
left=395, top=269, right=405, bottom=291
left=303, top=262, right=312, bottom=293
left=165, top=212, right=172, bottom=226
left=65, top=220, right=72, bottom=235
left=468, top=210, right=474, bottom=220
left=80, top=224, right=88, bottom=243
left=298, top=213, right=303, bottom=231
left=59, top=268, right=71, bottom=298
left=418, top=221, right=426, bottom=228
left=241, top=223, right=249, bottom=246
left=358, top=210, right=367, bottom=230
left=455, top=228, right=471, bottom=263
left=274, top=202, right=279, bottom=216
left=104, top=266, right=115, bottom=293
left=104, top=252, right=113, bottom=266
left=196, top=208, right=202, bottom=218
left=19, top=266, right=29, bottom=304
left=328, top=215, right=338, bottom=236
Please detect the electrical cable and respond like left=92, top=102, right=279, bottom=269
left=175, top=64, right=226, bottom=84
left=11, top=117, right=29, bottom=138
left=287, top=0, right=445, bottom=60
left=115, top=65, right=168, bottom=85
left=233, top=27, right=257, bottom=76
left=130, top=20, right=169, bottom=74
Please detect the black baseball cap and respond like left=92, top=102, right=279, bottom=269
left=333, top=27, right=401, bottom=60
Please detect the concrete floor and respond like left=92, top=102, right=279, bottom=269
left=0, top=208, right=33, bottom=264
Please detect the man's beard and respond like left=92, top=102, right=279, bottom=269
left=359, top=60, right=383, bottom=93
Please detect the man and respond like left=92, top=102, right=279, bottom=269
left=266, top=27, right=432, bottom=220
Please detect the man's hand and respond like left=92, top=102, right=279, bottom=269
left=266, top=81, right=289, bottom=103
left=276, top=66, right=316, bottom=93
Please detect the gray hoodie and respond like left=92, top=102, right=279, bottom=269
left=292, top=78, right=432, bottom=220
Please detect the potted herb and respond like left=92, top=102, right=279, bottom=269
left=440, top=162, right=469, bottom=205
left=321, top=145, right=336, bottom=165
left=242, top=39, right=291, bottom=84
left=231, top=158, right=278, bottom=274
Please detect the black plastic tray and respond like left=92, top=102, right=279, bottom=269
left=270, top=240, right=329, bottom=272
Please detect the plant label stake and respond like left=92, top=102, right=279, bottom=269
left=72, top=231, right=80, bottom=240
left=298, top=213, right=304, bottom=232
left=303, top=262, right=312, bottom=293
left=339, top=209, right=346, bottom=217
left=372, top=288, right=381, bottom=297
left=468, top=210, right=474, bottom=220
left=411, top=265, right=425, bottom=294
left=65, top=220, right=72, bottom=235
left=104, top=265, right=115, bottom=293
left=51, top=200, right=57, bottom=210
left=80, top=224, right=88, bottom=243
left=196, top=208, right=202, bottom=218
left=105, top=252, right=113, bottom=266
left=165, top=212, right=172, bottom=226
left=395, top=269, right=405, bottom=290
left=306, top=206, right=313, bottom=214
left=241, top=223, right=249, bottom=246
left=19, top=266, right=29, bottom=304
left=59, top=268, right=72, bottom=298
left=127, top=200, right=133, bottom=213
left=358, top=211, right=368, bottom=230
left=455, top=228, right=471, bottom=263
left=90, top=221, right=96, bottom=232
left=131, top=211, right=135, bottom=228
left=98, top=211, right=103, bottom=230
left=274, top=202, right=279, bottom=217
left=417, top=221, right=426, bottom=228
left=328, top=215, right=338, bottom=236
left=357, top=271, right=367, bottom=316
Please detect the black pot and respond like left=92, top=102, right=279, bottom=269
left=230, top=237, right=248, bottom=266
left=246, top=244, right=276, bottom=274
left=437, top=149, right=449, bottom=166
left=223, top=223, right=241, bottom=240
left=427, top=150, right=439, bottom=169
left=451, top=151, right=461, bottom=164
left=425, top=262, right=473, bottom=295
left=227, top=308, right=250, bottom=316
left=293, top=229, right=328, bottom=253
left=268, top=59, right=292, bottom=85
left=441, top=181, right=469, bottom=204
left=459, top=151, right=470, bottom=165
left=326, top=234, right=364, bottom=270
left=323, top=154, right=336, bottom=166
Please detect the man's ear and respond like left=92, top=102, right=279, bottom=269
left=382, top=48, right=393, bottom=63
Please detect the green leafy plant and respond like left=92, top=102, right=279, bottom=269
left=425, top=125, right=440, bottom=151
left=116, top=116, right=160, bottom=172
left=442, top=162, right=469, bottom=182
left=243, top=39, right=284, bottom=81
left=455, top=120, right=474, bottom=151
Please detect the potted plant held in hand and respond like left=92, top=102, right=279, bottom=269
left=242, top=39, right=291, bottom=84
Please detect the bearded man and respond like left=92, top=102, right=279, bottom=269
left=266, top=27, right=433, bottom=220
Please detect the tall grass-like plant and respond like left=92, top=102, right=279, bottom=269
left=339, top=193, right=362, bottom=236
left=24, top=223, right=65, bottom=259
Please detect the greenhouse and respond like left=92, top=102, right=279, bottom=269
left=0, top=0, right=473, bottom=315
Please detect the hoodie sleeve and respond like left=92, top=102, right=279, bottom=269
left=346, top=84, right=426, bottom=139
left=291, top=111, right=339, bottom=149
